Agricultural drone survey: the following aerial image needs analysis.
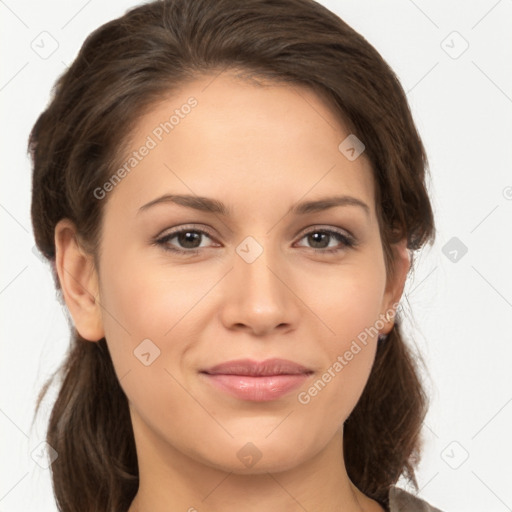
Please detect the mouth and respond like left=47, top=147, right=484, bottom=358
left=200, top=358, right=314, bottom=402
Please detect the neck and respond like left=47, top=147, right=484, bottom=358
left=127, top=419, right=384, bottom=512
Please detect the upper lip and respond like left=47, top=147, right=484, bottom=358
left=201, top=358, right=313, bottom=376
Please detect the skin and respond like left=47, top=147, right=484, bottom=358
left=55, top=70, right=410, bottom=512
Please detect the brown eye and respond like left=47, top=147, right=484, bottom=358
left=173, top=231, right=203, bottom=249
left=154, top=226, right=218, bottom=255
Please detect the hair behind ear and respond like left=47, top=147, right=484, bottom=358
left=343, top=322, right=428, bottom=506
left=35, top=336, right=138, bottom=512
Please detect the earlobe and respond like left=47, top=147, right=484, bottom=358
left=380, top=238, right=411, bottom=335
left=54, top=219, right=105, bottom=342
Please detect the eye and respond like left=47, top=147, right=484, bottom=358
left=294, top=227, right=356, bottom=254
left=153, top=226, right=218, bottom=255
left=153, top=225, right=356, bottom=256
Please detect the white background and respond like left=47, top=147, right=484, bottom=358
left=1, top=0, right=511, bottom=511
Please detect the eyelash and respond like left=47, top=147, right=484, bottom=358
left=152, top=225, right=357, bottom=256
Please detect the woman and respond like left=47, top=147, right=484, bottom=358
left=29, top=0, right=442, bottom=510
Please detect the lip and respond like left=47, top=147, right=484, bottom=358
left=200, top=358, right=313, bottom=402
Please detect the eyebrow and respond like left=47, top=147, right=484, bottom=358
left=137, top=193, right=370, bottom=217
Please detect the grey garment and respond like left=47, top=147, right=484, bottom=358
left=389, top=486, right=443, bottom=512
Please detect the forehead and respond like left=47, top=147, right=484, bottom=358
left=104, top=71, right=375, bottom=220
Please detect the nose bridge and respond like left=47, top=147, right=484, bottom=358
left=234, top=234, right=285, bottom=303
left=219, top=233, right=298, bottom=333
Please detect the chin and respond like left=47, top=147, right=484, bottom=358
left=196, top=435, right=316, bottom=475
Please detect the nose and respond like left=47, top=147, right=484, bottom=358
left=218, top=240, right=300, bottom=337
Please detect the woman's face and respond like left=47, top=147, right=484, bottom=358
left=86, top=71, right=408, bottom=474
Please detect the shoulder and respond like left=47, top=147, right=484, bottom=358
left=388, top=485, right=444, bottom=512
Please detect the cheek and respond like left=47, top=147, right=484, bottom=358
left=303, top=258, right=386, bottom=417
left=306, top=352, right=376, bottom=435
left=300, top=300, right=380, bottom=427
left=97, top=250, right=212, bottom=388
left=99, top=252, right=194, bottom=340
left=315, top=258, right=387, bottom=340
left=97, top=256, right=200, bottom=426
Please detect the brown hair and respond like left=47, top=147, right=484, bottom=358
left=29, top=0, right=435, bottom=510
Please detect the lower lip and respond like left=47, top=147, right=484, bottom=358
left=201, top=373, right=311, bottom=401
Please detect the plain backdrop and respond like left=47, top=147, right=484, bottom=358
left=1, top=0, right=511, bottom=511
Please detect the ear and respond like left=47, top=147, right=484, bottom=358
left=54, top=219, right=105, bottom=342
left=379, top=238, right=411, bottom=335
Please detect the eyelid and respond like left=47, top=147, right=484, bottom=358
left=155, top=224, right=217, bottom=241
left=295, top=224, right=355, bottom=241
